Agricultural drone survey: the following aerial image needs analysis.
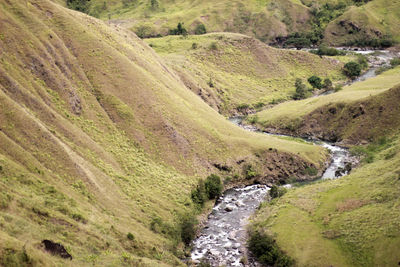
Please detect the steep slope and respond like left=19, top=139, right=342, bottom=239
left=0, top=0, right=327, bottom=265
left=324, top=0, right=400, bottom=46
left=251, top=120, right=400, bottom=267
left=250, top=66, right=400, bottom=143
left=87, top=0, right=311, bottom=41
left=83, top=0, right=400, bottom=47
left=145, top=33, right=345, bottom=115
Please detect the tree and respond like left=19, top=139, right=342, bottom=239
left=194, top=23, right=207, bottom=35
left=293, top=78, right=307, bottom=100
left=169, top=22, right=187, bottom=36
left=343, top=61, right=361, bottom=79
left=307, top=75, right=323, bottom=89
left=204, top=174, right=222, bottom=199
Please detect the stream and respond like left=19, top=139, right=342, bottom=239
left=191, top=118, right=355, bottom=266
left=190, top=49, right=398, bottom=267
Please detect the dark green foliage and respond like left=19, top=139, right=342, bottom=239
left=292, top=78, right=307, bottom=100
left=194, top=24, right=207, bottom=35
left=66, top=0, right=91, bottom=13
left=390, top=58, right=400, bottom=67
left=205, top=174, right=222, bottom=199
left=127, top=232, right=135, bottom=240
left=169, top=22, right=187, bottom=36
left=269, top=185, right=287, bottom=199
left=122, top=0, right=135, bottom=8
left=191, top=179, right=207, bottom=207
left=343, top=61, right=361, bottom=78
left=344, top=36, right=394, bottom=48
left=237, top=103, right=250, bottom=111
left=248, top=231, right=294, bottom=267
left=245, top=164, right=258, bottom=179
left=307, top=75, right=323, bottom=89
left=311, top=45, right=346, bottom=56
left=179, top=213, right=197, bottom=245
left=304, top=167, right=318, bottom=176
left=150, top=0, right=158, bottom=10
left=323, top=78, right=333, bottom=90
left=191, top=42, right=198, bottom=49
left=284, top=32, right=311, bottom=49
left=150, top=216, right=180, bottom=241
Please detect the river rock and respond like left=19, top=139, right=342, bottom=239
left=225, top=204, right=235, bottom=212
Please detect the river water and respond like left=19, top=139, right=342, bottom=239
left=190, top=49, right=397, bottom=266
left=191, top=118, right=354, bottom=266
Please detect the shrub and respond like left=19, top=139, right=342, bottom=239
left=245, top=164, right=258, bottom=179
left=66, top=0, right=90, bottom=13
left=191, top=42, right=198, bottom=49
left=292, top=78, right=307, bottom=100
left=209, top=42, right=218, bottom=50
left=179, top=213, right=197, bottom=245
left=304, top=167, right=318, bottom=176
left=269, top=185, right=287, bottom=199
left=191, top=179, right=207, bottom=207
left=169, top=22, right=187, bottom=36
left=311, top=45, right=345, bottom=56
left=390, top=58, right=400, bottom=67
left=343, top=61, right=361, bottom=78
left=205, top=174, right=222, bottom=199
left=308, top=75, right=323, bottom=89
left=248, top=231, right=294, bottom=267
left=150, top=0, right=158, bottom=9
left=194, top=23, right=207, bottom=35
left=127, top=232, right=135, bottom=240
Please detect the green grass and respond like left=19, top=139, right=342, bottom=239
left=145, top=33, right=347, bottom=114
left=0, top=0, right=328, bottom=265
left=252, top=134, right=400, bottom=266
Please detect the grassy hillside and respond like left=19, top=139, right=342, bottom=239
left=0, top=0, right=328, bottom=265
left=145, top=33, right=345, bottom=114
left=80, top=0, right=400, bottom=47
left=88, top=0, right=311, bottom=42
left=251, top=131, right=400, bottom=267
left=324, top=0, right=400, bottom=45
left=249, top=66, right=400, bottom=139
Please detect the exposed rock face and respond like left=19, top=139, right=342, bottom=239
left=42, top=240, right=72, bottom=260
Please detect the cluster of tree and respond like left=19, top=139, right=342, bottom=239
left=293, top=75, right=333, bottom=100
left=191, top=174, right=223, bottom=208
left=169, top=22, right=188, bottom=36
left=310, top=45, right=346, bottom=56
left=344, top=36, right=395, bottom=48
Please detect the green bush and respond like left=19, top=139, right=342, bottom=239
left=269, top=185, right=287, bottom=199
left=191, top=179, right=207, bottom=207
left=191, top=42, right=198, bottom=49
left=304, top=167, right=318, bottom=176
left=194, top=24, right=207, bottom=35
left=292, top=78, right=307, bottom=100
left=311, top=45, right=346, bottom=56
left=169, top=22, right=187, bottom=36
left=209, top=42, right=218, bottom=50
left=205, top=174, right=222, bottom=199
left=245, top=164, right=258, bottom=179
left=343, top=61, right=361, bottom=78
left=390, top=58, right=400, bottom=67
left=179, top=213, right=197, bottom=245
left=248, top=231, right=294, bottom=267
left=308, top=75, right=323, bottom=89
left=127, top=232, right=135, bottom=240
left=66, top=0, right=90, bottom=13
